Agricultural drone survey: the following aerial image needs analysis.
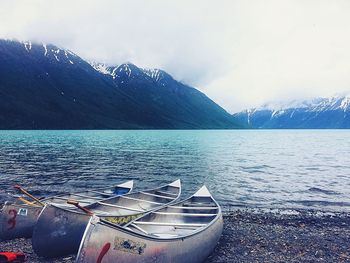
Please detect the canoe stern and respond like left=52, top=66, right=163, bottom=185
left=0, top=202, right=42, bottom=240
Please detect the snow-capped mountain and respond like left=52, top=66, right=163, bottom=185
left=233, top=96, right=350, bottom=128
left=0, top=39, right=241, bottom=129
left=89, top=61, right=172, bottom=86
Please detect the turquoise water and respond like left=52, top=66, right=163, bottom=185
left=0, top=130, right=350, bottom=212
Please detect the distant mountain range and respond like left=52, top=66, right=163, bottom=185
left=0, top=39, right=243, bottom=129
left=233, top=96, right=350, bottom=128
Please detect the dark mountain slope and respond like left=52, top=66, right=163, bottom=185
left=0, top=40, right=242, bottom=129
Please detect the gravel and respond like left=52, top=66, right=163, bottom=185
left=1, top=208, right=350, bottom=262
left=206, top=208, right=350, bottom=263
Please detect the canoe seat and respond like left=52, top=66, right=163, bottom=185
left=134, top=222, right=207, bottom=227
left=153, top=212, right=217, bottom=217
left=90, top=210, right=112, bottom=216
left=155, top=190, right=178, bottom=197
left=170, top=206, right=218, bottom=210
left=121, top=196, right=163, bottom=205
left=70, top=194, right=101, bottom=200
left=97, top=202, right=144, bottom=212
left=183, top=202, right=216, bottom=207
left=152, top=233, right=180, bottom=238
left=88, top=190, right=114, bottom=197
left=140, top=192, right=174, bottom=200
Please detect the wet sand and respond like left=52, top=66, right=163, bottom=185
left=1, top=208, right=350, bottom=262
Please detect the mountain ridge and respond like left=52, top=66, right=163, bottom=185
left=233, top=95, right=350, bottom=128
left=0, top=39, right=243, bottom=129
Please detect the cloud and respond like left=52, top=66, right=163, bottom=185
left=1, top=0, right=350, bottom=112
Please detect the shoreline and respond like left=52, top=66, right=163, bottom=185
left=1, top=208, right=350, bottom=262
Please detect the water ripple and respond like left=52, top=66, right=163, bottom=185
left=0, top=130, right=349, bottom=212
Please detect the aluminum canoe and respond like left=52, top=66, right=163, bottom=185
left=32, top=179, right=181, bottom=258
left=76, top=185, right=223, bottom=263
left=0, top=180, right=133, bottom=240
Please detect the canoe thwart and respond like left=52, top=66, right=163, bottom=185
left=67, top=199, right=94, bottom=215
left=155, top=190, right=179, bottom=197
left=140, top=191, right=174, bottom=200
left=153, top=212, right=217, bottom=217
left=170, top=206, right=218, bottom=210
left=97, top=202, right=145, bottom=212
left=121, top=196, right=163, bottom=205
left=88, top=190, right=114, bottom=197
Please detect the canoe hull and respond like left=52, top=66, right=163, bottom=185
left=32, top=204, right=91, bottom=258
left=0, top=202, right=42, bottom=240
left=76, top=214, right=223, bottom=263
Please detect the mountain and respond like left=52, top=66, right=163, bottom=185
left=0, top=39, right=242, bottom=129
left=233, top=96, right=350, bottom=128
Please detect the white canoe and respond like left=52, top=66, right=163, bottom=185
left=32, top=179, right=181, bottom=258
left=0, top=180, right=133, bottom=240
left=76, top=185, right=223, bottom=263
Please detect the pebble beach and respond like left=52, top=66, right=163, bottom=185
left=1, top=208, right=350, bottom=262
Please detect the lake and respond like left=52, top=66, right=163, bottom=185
left=0, top=130, right=349, bottom=212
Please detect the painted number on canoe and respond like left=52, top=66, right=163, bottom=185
left=7, top=209, right=17, bottom=230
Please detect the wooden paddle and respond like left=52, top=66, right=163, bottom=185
left=67, top=200, right=94, bottom=215
left=13, top=185, right=45, bottom=206
left=17, top=197, right=36, bottom=205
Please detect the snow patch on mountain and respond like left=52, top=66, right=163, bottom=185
left=117, top=64, right=132, bottom=77
left=53, top=49, right=60, bottom=62
left=340, top=96, right=350, bottom=111
left=43, top=44, right=48, bottom=56
left=23, top=41, right=32, bottom=52
left=64, top=50, right=74, bottom=64
left=143, top=69, right=162, bottom=82
left=89, top=62, right=111, bottom=75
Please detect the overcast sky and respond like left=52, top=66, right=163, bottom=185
left=1, top=0, right=350, bottom=112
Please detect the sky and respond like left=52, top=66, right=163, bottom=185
left=1, top=0, right=350, bottom=113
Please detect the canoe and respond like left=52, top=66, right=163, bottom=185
left=0, top=180, right=133, bottom=240
left=32, top=179, right=181, bottom=258
left=76, top=185, right=223, bottom=263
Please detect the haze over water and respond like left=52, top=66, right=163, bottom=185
left=0, top=130, right=349, bottom=212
